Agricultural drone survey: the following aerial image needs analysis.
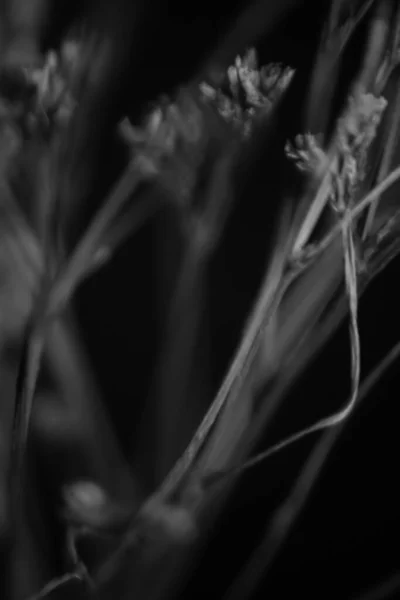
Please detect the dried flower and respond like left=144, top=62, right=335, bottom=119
left=200, top=50, right=294, bottom=137
left=285, top=92, right=387, bottom=211
left=139, top=497, right=197, bottom=546
left=120, top=90, right=204, bottom=168
left=338, top=92, right=387, bottom=187
left=285, top=133, right=327, bottom=175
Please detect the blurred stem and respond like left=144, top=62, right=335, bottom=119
left=48, top=162, right=149, bottom=317
left=305, top=0, right=375, bottom=142
left=362, top=72, right=400, bottom=239
left=0, top=157, right=144, bottom=503
left=352, top=571, right=400, bottom=600
left=374, top=2, right=400, bottom=92
left=45, top=313, right=138, bottom=502
left=355, top=0, right=391, bottom=96
left=8, top=321, right=45, bottom=520
left=151, top=148, right=235, bottom=486
left=157, top=243, right=295, bottom=502
left=154, top=239, right=208, bottom=483
left=7, top=317, right=46, bottom=600
left=86, top=194, right=160, bottom=279
left=27, top=572, right=84, bottom=600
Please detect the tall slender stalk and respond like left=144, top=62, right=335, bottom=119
left=8, top=323, right=45, bottom=522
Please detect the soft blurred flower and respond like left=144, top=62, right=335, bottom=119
left=119, top=89, right=207, bottom=208
left=285, top=133, right=327, bottom=175
left=140, top=497, right=197, bottom=546
left=339, top=92, right=387, bottom=186
left=63, top=479, right=132, bottom=531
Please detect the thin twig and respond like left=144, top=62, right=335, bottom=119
left=27, top=572, right=84, bottom=600
left=291, top=152, right=337, bottom=256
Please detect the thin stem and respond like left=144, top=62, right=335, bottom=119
left=45, top=315, right=139, bottom=504
left=1, top=171, right=139, bottom=503
left=0, top=181, right=43, bottom=278
left=7, top=320, right=46, bottom=600
left=77, top=194, right=160, bottom=284
left=48, top=163, right=147, bottom=317
left=355, top=0, right=391, bottom=95
left=154, top=240, right=208, bottom=482
left=292, top=153, right=337, bottom=257
left=8, top=323, right=45, bottom=523
left=27, top=572, right=83, bottom=600
left=152, top=148, right=235, bottom=482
